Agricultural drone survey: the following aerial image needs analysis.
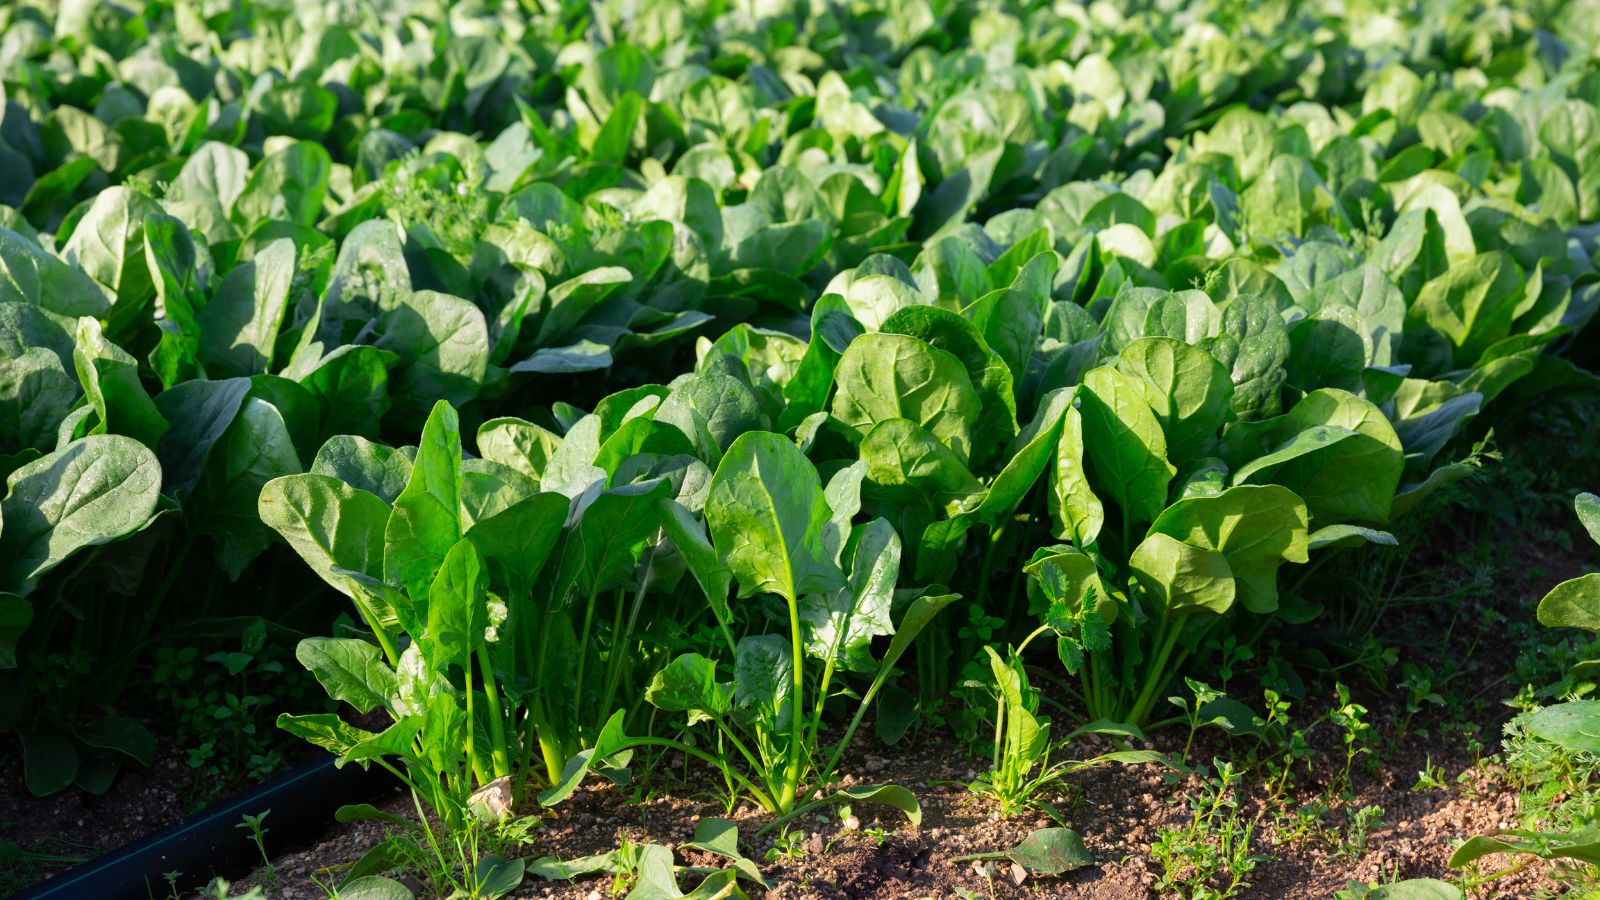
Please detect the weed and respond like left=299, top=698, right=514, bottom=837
left=1152, top=761, right=1267, bottom=899
left=765, top=825, right=808, bottom=863
left=236, top=809, right=275, bottom=887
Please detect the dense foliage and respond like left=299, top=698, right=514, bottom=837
left=5, top=0, right=1600, bottom=894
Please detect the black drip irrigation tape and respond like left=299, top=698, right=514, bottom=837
left=15, top=757, right=394, bottom=900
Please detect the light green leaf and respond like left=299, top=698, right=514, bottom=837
left=706, top=432, right=844, bottom=603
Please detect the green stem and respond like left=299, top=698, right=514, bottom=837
left=808, top=656, right=836, bottom=754
left=991, top=679, right=1006, bottom=773
left=600, top=540, right=657, bottom=720
left=353, top=590, right=401, bottom=668
left=712, top=718, right=766, bottom=774
left=465, top=648, right=480, bottom=788
left=1092, top=648, right=1114, bottom=721
left=1128, top=618, right=1186, bottom=725
left=475, top=645, right=511, bottom=778
left=816, top=657, right=898, bottom=796
left=780, top=596, right=805, bottom=813
left=619, top=736, right=776, bottom=811
left=1014, top=624, right=1052, bottom=656
left=572, top=583, right=603, bottom=729
left=974, top=526, right=1003, bottom=610
left=529, top=699, right=563, bottom=788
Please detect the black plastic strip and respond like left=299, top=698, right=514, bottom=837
left=14, top=758, right=394, bottom=900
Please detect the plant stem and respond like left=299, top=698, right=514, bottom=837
left=1128, top=618, right=1186, bottom=725
left=600, top=540, right=657, bottom=720
left=1014, top=624, right=1052, bottom=656
left=475, top=645, right=511, bottom=778
left=572, top=583, right=602, bottom=730
left=465, top=647, right=480, bottom=787
left=618, top=736, right=776, bottom=811
left=781, top=595, right=805, bottom=813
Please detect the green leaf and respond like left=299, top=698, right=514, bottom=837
left=0, top=226, right=110, bottom=319
left=657, top=498, right=734, bottom=633
left=952, top=828, right=1094, bottom=876
left=684, top=817, right=770, bottom=887
left=539, top=709, right=631, bottom=807
left=475, top=854, right=525, bottom=899
left=1406, top=250, right=1524, bottom=368
left=197, top=238, right=295, bottom=377
left=766, top=784, right=922, bottom=832
left=75, top=715, right=155, bottom=767
left=546, top=479, right=671, bottom=606
left=21, top=733, right=78, bottom=796
left=527, top=850, right=626, bottom=881
left=143, top=213, right=206, bottom=388
left=259, top=474, right=391, bottom=599
left=646, top=653, right=730, bottom=723
left=0, top=347, right=79, bottom=455
left=1146, top=485, right=1309, bottom=614
left=1115, top=337, right=1233, bottom=467
left=1049, top=389, right=1103, bottom=546
left=860, top=418, right=983, bottom=516
left=336, top=876, right=415, bottom=900
left=800, top=518, right=899, bottom=673
left=1307, top=524, right=1398, bottom=551
left=377, top=290, right=490, bottom=424
left=297, top=345, right=396, bottom=441
left=425, top=539, right=489, bottom=672
left=335, top=804, right=413, bottom=827
left=191, top=396, right=305, bottom=575
left=312, top=436, right=413, bottom=505
left=153, top=377, right=253, bottom=500
left=296, top=637, right=398, bottom=714
left=705, top=432, right=844, bottom=603
left=625, top=844, right=741, bottom=900
left=62, top=187, right=161, bottom=331
left=878, top=304, right=1017, bottom=470
left=1078, top=366, right=1175, bottom=530
left=779, top=294, right=862, bottom=431
left=1576, top=493, right=1600, bottom=547
left=1200, top=295, right=1289, bottom=419
left=1448, top=826, right=1600, bottom=870
left=465, top=492, right=569, bottom=599
left=734, top=634, right=793, bottom=734
left=231, top=141, right=331, bottom=229
left=1226, top=390, right=1403, bottom=525
left=832, top=333, right=983, bottom=462
left=477, top=417, right=562, bottom=482
left=1540, top=574, right=1600, bottom=633
left=973, top=387, right=1069, bottom=532
left=276, top=712, right=374, bottom=757
left=0, top=435, right=162, bottom=595
left=385, top=401, right=464, bottom=601
left=1129, top=533, right=1236, bottom=616
left=535, top=267, right=632, bottom=347
left=72, top=317, right=169, bottom=447
left=1525, top=700, right=1600, bottom=755
left=964, top=285, right=1046, bottom=391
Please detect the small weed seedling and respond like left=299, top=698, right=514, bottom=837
left=1152, top=761, right=1266, bottom=899
left=236, top=808, right=274, bottom=887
